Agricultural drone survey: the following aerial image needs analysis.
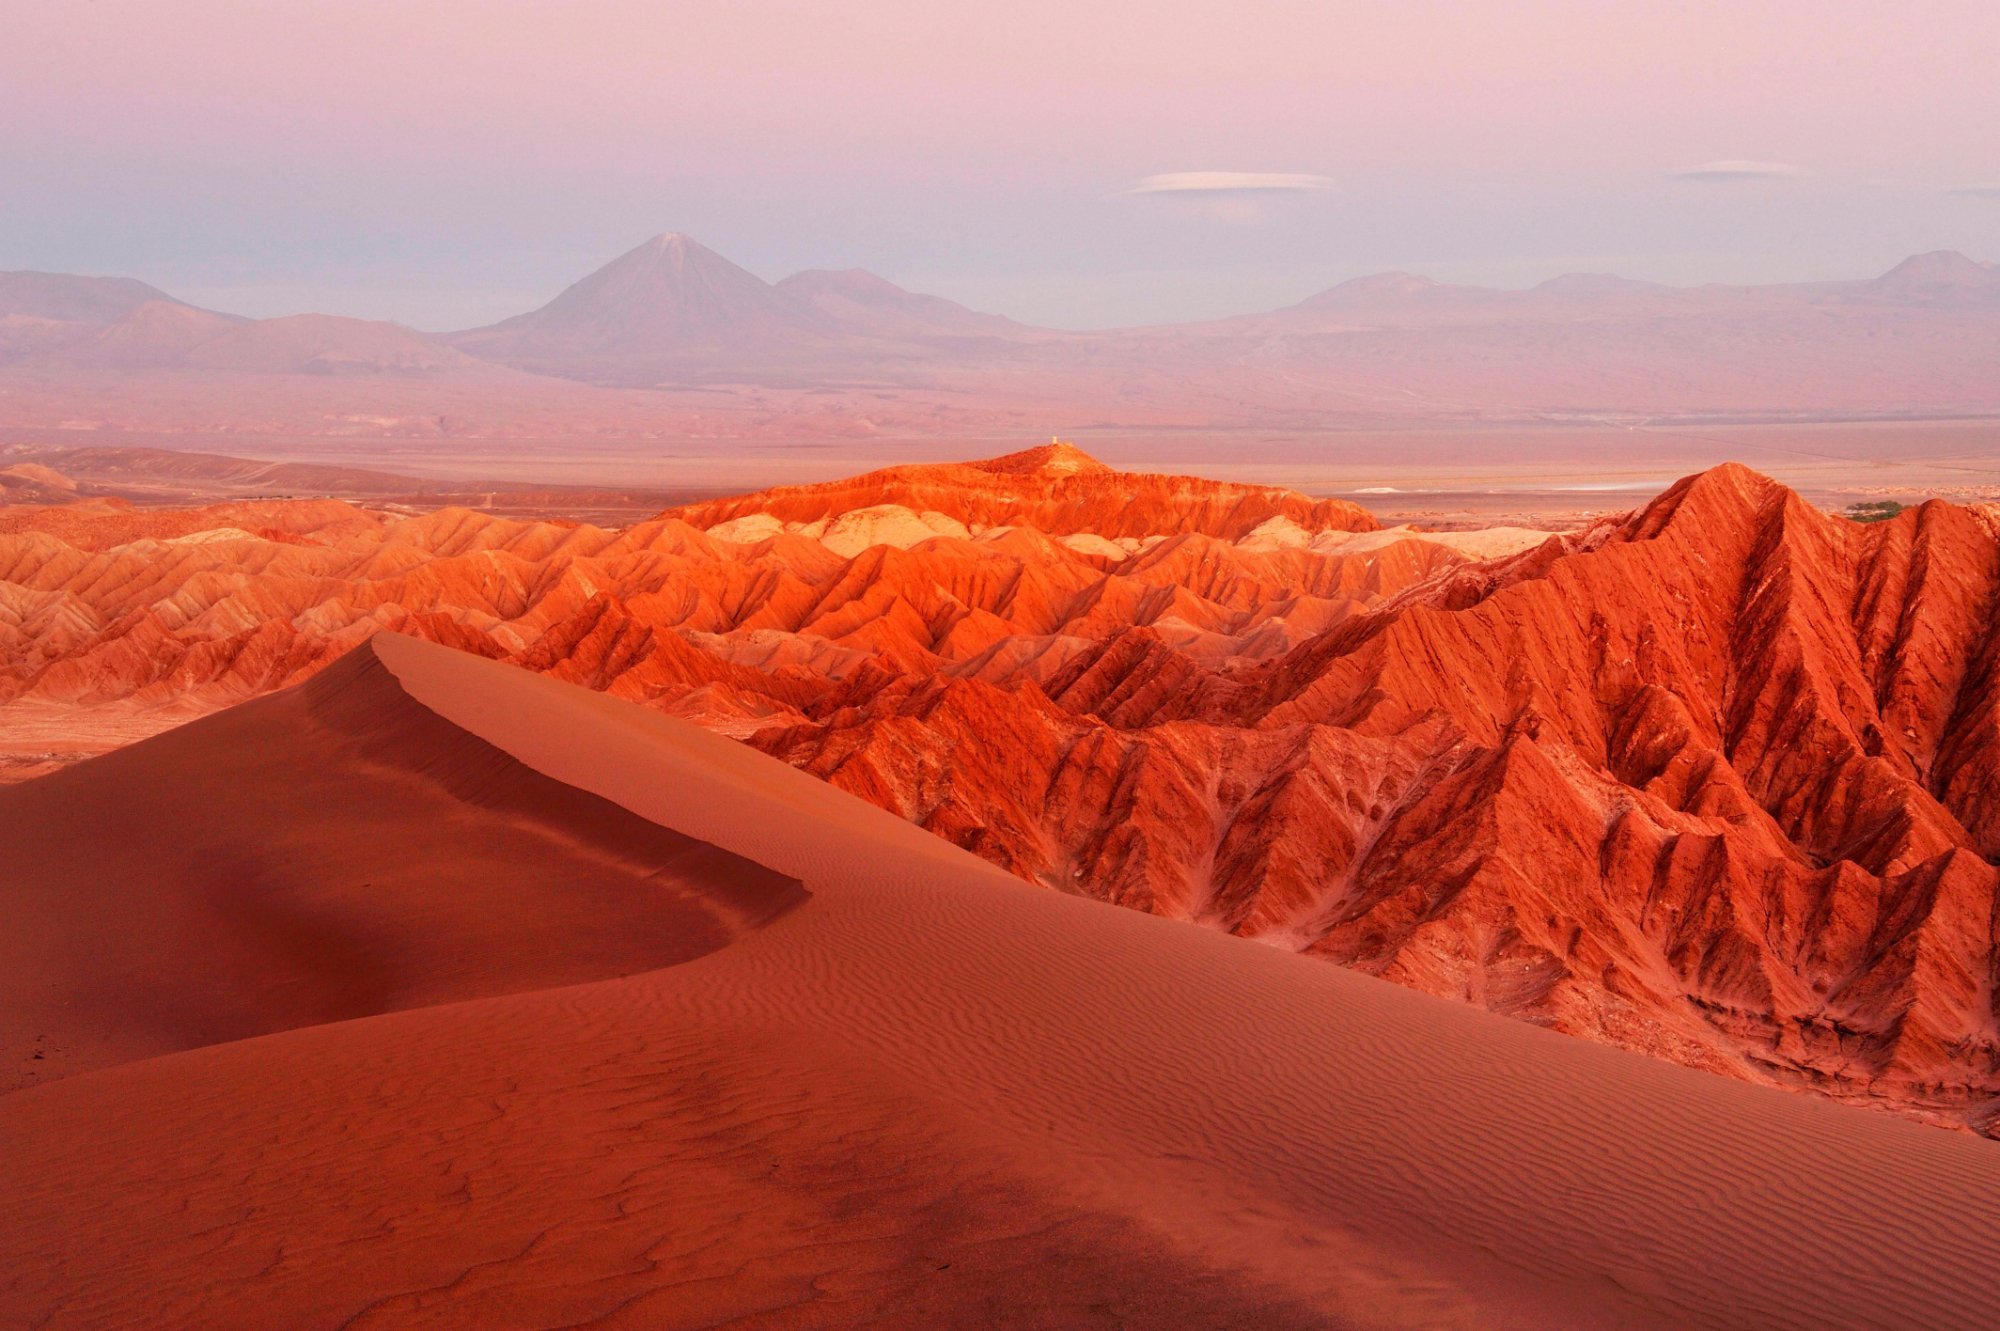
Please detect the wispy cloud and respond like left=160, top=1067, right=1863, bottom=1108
left=1946, top=182, right=2000, bottom=198
left=1122, top=172, right=1333, bottom=196
left=1666, top=160, right=1803, bottom=183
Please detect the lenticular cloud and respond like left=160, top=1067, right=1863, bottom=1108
left=1123, top=171, right=1333, bottom=195
left=1666, top=159, right=1803, bottom=182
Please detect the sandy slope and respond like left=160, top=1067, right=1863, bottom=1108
left=8, top=453, right=2000, bottom=1132
left=4, top=633, right=2000, bottom=1329
left=0, top=641, right=801, bottom=1086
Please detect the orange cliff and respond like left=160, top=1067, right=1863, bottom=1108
left=10, top=633, right=2000, bottom=1330
left=2, top=446, right=1998, bottom=1132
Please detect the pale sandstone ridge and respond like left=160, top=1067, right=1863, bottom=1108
left=4, top=633, right=2000, bottom=1330
left=5, top=452, right=2000, bottom=1132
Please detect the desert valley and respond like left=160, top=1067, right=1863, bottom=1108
left=9, top=4, right=2000, bottom=1326
left=6, top=234, right=2000, bottom=513
left=9, top=434, right=2000, bottom=1327
left=6, top=241, right=2000, bottom=1329
left=7, top=437, right=2000, bottom=1129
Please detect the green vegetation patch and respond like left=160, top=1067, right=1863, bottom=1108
left=1843, top=500, right=1908, bottom=524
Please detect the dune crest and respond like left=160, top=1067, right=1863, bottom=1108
left=6, top=451, right=2000, bottom=1132
left=0, top=633, right=801, bottom=1087
left=5, top=633, right=2000, bottom=1329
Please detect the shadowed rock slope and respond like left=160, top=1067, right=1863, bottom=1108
left=758, top=463, right=2000, bottom=1130
left=4, top=450, right=1999, bottom=1131
left=6, top=633, right=2000, bottom=1331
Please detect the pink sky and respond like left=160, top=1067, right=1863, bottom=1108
left=5, top=0, right=1996, bottom=327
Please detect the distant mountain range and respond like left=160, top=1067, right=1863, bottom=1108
left=13, top=441, right=2000, bottom=1146
left=4, top=236, right=1998, bottom=421
left=0, top=271, right=488, bottom=377
left=445, top=233, right=1030, bottom=383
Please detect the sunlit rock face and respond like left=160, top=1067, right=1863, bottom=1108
left=6, top=447, right=2000, bottom=1133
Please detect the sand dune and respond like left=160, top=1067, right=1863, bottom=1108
left=4, top=632, right=2000, bottom=1329
left=0, top=638, right=800, bottom=1087
left=8, top=449, right=2000, bottom=1132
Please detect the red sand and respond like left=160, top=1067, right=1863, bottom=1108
left=3, top=632, right=2000, bottom=1328
left=0, top=641, right=800, bottom=1087
left=8, top=452, right=2000, bottom=1135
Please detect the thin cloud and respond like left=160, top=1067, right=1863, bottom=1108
left=1123, top=172, right=1333, bottom=196
left=1666, top=160, right=1803, bottom=183
left=1946, top=182, right=2000, bottom=197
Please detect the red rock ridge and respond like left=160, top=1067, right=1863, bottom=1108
left=663, top=441, right=1383, bottom=542
left=4, top=448, right=1997, bottom=1133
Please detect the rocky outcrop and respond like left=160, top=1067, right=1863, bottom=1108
left=668, top=441, right=1384, bottom=543
left=6, top=449, right=1998, bottom=1132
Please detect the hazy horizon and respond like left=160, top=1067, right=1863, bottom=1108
left=12, top=229, right=1994, bottom=336
left=6, top=0, right=1997, bottom=329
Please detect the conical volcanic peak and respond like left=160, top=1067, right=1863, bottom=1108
left=1875, top=250, right=1996, bottom=289
left=1863, top=251, right=2000, bottom=306
left=503, top=232, right=799, bottom=343
left=448, top=234, right=1032, bottom=382
left=590, top=232, right=768, bottom=302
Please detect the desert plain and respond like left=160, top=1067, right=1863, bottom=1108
left=5, top=236, right=2000, bottom=1329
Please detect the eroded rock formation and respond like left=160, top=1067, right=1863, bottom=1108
left=5, top=445, right=1996, bottom=1131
